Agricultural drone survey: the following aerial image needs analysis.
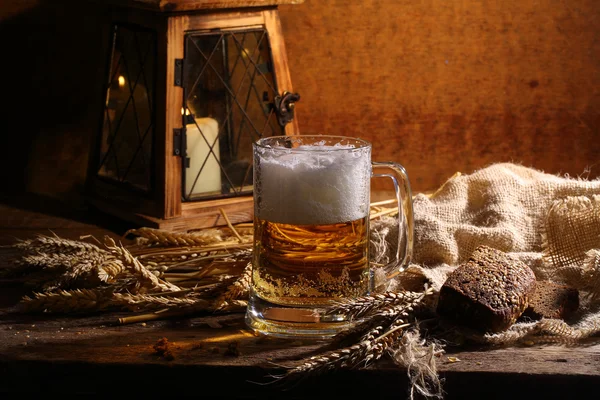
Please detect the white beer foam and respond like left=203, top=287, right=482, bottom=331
left=256, top=145, right=371, bottom=225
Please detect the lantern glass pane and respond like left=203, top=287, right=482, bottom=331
left=97, top=24, right=156, bottom=193
left=182, top=29, right=284, bottom=201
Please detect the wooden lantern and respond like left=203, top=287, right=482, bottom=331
left=86, top=0, right=302, bottom=231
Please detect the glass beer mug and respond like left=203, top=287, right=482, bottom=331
left=245, top=135, right=413, bottom=338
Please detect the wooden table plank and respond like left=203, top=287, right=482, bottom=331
left=0, top=307, right=598, bottom=399
left=0, top=194, right=599, bottom=399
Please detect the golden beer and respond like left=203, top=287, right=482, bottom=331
left=252, top=216, right=371, bottom=306
left=245, top=135, right=414, bottom=338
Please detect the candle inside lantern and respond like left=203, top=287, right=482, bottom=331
left=185, top=117, right=221, bottom=196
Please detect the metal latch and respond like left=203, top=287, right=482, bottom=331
left=274, top=91, right=300, bottom=127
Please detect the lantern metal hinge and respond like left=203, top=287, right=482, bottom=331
left=174, top=58, right=184, bottom=87
left=173, top=128, right=190, bottom=167
left=274, top=91, right=300, bottom=127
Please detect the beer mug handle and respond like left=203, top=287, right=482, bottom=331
left=371, top=162, right=414, bottom=279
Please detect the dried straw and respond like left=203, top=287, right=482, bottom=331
left=391, top=329, right=445, bottom=400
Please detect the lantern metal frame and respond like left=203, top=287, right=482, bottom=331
left=179, top=26, right=287, bottom=202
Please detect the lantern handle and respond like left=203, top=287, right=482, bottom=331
left=274, top=91, right=300, bottom=127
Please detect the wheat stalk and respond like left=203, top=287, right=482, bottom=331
left=270, top=287, right=434, bottom=387
left=215, top=299, right=248, bottom=313
left=14, top=235, right=108, bottom=257
left=218, top=207, right=245, bottom=243
left=125, top=226, right=252, bottom=247
left=19, top=253, right=77, bottom=269
left=97, top=258, right=127, bottom=282
left=37, top=265, right=104, bottom=292
left=325, top=287, right=434, bottom=320
left=327, top=287, right=432, bottom=349
left=115, top=298, right=246, bottom=325
left=20, top=288, right=215, bottom=315
left=19, top=288, right=116, bottom=313
left=6, top=234, right=109, bottom=273
left=112, top=292, right=207, bottom=312
left=125, top=227, right=221, bottom=246
left=274, top=319, right=410, bottom=386
left=213, top=262, right=252, bottom=309
left=329, top=306, right=411, bottom=349
left=104, top=237, right=181, bottom=293
left=129, top=244, right=253, bottom=262
left=8, top=247, right=117, bottom=292
left=2, top=235, right=118, bottom=290
left=162, top=254, right=249, bottom=275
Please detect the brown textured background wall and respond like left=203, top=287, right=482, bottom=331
left=0, top=0, right=598, bottom=201
left=279, top=0, right=600, bottom=191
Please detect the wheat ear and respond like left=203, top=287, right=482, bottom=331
left=275, top=319, right=410, bottom=387
left=329, top=304, right=412, bottom=349
left=104, top=237, right=181, bottom=293
left=214, top=299, right=248, bottom=313
left=97, top=258, right=126, bottom=282
left=15, top=235, right=108, bottom=256
left=112, top=293, right=207, bottom=312
left=19, top=288, right=115, bottom=313
left=124, top=227, right=228, bottom=247
left=325, top=287, right=434, bottom=320
left=213, top=261, right=252, bottom=309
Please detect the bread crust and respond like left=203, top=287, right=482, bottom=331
left=436, top=246, right=536, bottom=333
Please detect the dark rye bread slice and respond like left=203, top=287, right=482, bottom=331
left=522, top=280, right=579, bottom=321
left=436, top=246, right=536, bottom=333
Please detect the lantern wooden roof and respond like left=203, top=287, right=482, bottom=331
left=100, top=0, right=304, bottom=12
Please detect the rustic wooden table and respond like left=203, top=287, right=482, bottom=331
left=1, top=194, right=599, bottom=399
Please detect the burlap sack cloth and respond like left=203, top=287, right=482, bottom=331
left=372, top=162, right=600, bottom=343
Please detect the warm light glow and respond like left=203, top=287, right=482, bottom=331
left=200, top=330, right=255, bottom=344
left=241, top=47, right=251, bottom=60
left=181, top=107, right=191, bottom=116
left=118, top=75, right=126, bottom=88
